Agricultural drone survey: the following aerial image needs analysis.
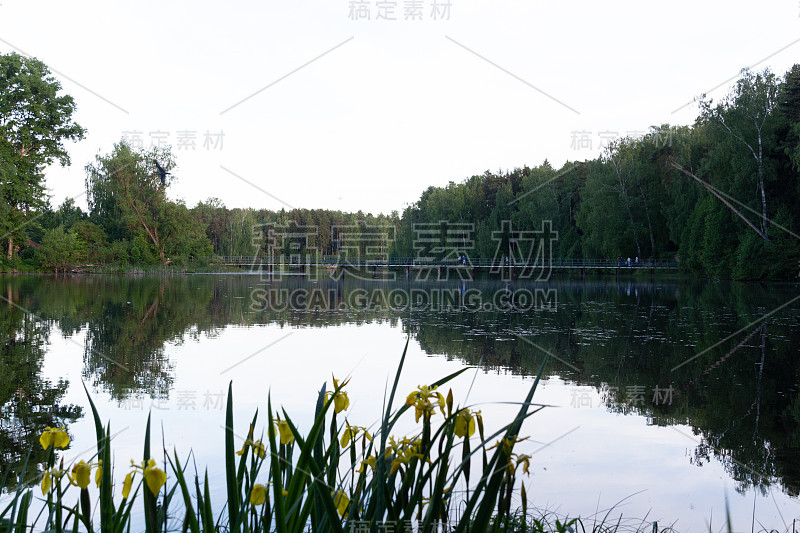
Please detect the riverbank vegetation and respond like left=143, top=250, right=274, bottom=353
left=1, top=343, right=583, bottom=532
left=1, top=51, right=799, bottom=279
left=1, top=335, right=760, bottom=531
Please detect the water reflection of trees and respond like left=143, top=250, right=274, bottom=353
left=3, top=275, right=799, bottom=496
left=0, top=282, right=82, bottom=488
left=409, top=280, right=800, bottom=497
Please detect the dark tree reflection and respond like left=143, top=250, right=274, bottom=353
left=0, top=282, right=81, bottom=488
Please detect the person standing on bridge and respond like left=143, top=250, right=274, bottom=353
left=627, top=257, right=631, bottom=267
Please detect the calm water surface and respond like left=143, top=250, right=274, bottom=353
left=2, top=274, right=800, bottom=531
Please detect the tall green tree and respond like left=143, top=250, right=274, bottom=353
left=576, top=141, right=648, bottom=259
left=193, top=197, right=230, bottom=254
left=86, top=142, right=176, bottom=263
left=0, top=52, right=85, bottom=260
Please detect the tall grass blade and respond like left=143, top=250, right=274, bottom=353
left=374, top=336, right=410, bottom=524
left=224, top=382, right=241, bottom=532
left=266, top=396, right=287, bottom=533
left=82, top=382, right=114, bottom=533
left=143, top=413, right=159, bottom=533
left=168, top=450, right=199, bottom=533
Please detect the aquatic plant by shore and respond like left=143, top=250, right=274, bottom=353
left=0, top=340, right=726, bottom=532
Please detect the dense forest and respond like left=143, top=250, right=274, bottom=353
left=1, top=50, right=799, bottom=279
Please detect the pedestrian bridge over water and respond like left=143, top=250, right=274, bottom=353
left=208, top=256, right=679, bottom=271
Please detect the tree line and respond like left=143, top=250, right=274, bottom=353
left=1, top=49, right=798, bottom=279
left=391, top=66, right=800, bottom=279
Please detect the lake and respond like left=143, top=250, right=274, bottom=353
left=1, top=274, right=799, bottom=531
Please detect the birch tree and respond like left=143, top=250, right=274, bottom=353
left=699, top=68, right=781, bottom=240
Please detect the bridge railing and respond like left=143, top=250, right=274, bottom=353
left=206, top=256, right=680, bottom=269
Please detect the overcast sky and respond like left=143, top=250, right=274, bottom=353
left=2, top=0, right=799, bottom=215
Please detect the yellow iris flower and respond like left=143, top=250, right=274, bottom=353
left=39, top=427, right=70, bottom=450
left=454, top=409, right=476, bottom=438
left=490, top=435, right=529, bottom=456
left=488, top=436, right=533, bottom=476
left=405, top=385, right=446, bottom=423
left=277, top=420, right=294, bottom=444
left=325, top=376, right=351, bottom=414
left=143, top=460, right=167, bottom=496
left=236, top=438, right=266, bottom=459
left=40, top=467, right=67, bottom=495
left=69, top=460, right=92, bottom=489
left=385, top=437, right=425, bottom=474
left=332, top=489, right=350, bottom=518
left=123, top=459, right=167, bottom=498
left=269, top=416, right=295, bottom=445
left=515, top=454, right=531, bottom=476
left=390, top=448, right=421, bottom=474
left=355, top=455, right=376, bottom=474
left=340, top=421, right=372, bottom=448
left=333, top=391, right=350, bottom=413
left=250, top=484, right=267, bottom=506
